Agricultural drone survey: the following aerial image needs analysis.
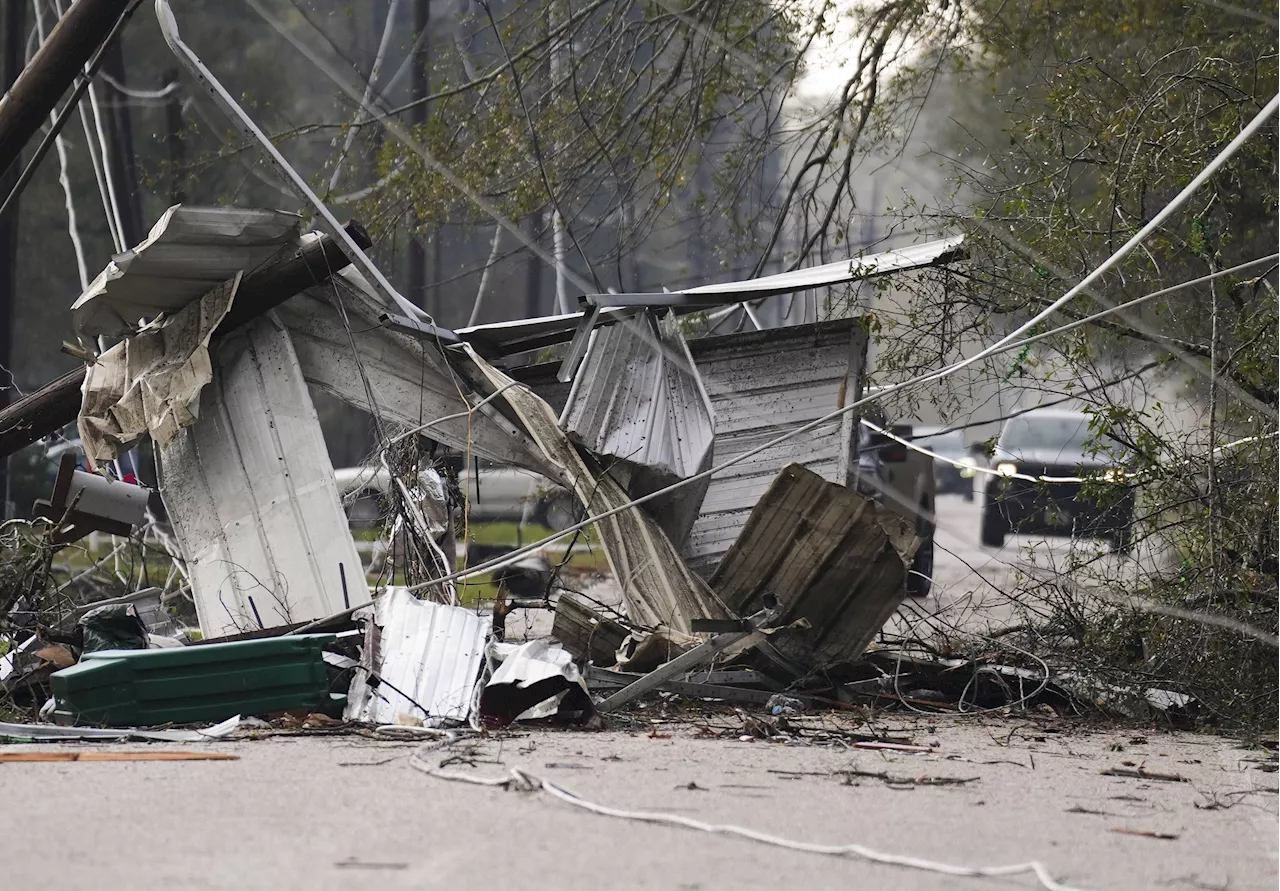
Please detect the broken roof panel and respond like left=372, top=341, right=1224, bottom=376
left=344, top=588, right=489, bottom=726
left=71, top=205, right=302, bottom=338
left=583, top=235, right=966, bottom=307
left=460, top=345, right=732, bottom=632
left=158, top=313, right=367, bottom=639
left=560, top=310, right=715, bottom=545
left=272, top=272, right=558, bottom=477
left=561, top=311, right=714, bottom=482
left=711, top=463, right=918, bottom=670
left=456, top=236, right=963, bottom=357
left=682, top=318, right=866, bottom=577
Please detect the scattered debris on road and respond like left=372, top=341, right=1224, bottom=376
left=1101, top=767, right=1189, bottom=783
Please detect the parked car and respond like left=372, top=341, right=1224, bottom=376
left=852, top=420, right=938, bottom=598
left=911, top=426, right=979, bottom=500
left=980, top=409, right=1132, bottom=551
left=458, top=463, right=577, bottom=529
left=335, top=463, right=576, bottom=530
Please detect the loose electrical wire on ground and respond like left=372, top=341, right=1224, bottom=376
left=409, top=743, right=1090, bottom=891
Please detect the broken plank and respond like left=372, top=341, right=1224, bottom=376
left=0, top=751, right=239, bottom=762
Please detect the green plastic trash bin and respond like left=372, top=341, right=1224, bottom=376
left=51, top=634, right=343, bottom=726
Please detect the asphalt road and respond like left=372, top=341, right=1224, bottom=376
left=895, top=482, right=1139, bottom=638
left=1, top=718, right=1273, bottom=891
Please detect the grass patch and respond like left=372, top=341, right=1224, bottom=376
left=462, top=521, right=598, bottom=547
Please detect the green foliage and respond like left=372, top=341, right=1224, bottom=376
left=894, top=0, right=1280, bottom=729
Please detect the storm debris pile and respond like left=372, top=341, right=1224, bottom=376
left=0, top=201, right=983, bottom=734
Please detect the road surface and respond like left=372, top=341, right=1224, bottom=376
left=894, top=484, right=1147, bottom=639
left=0, top=717, right=1272, bottom=890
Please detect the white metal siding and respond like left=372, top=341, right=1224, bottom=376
left=344, top=588, right=489, bottom=726
left=159, top=314, right=367, bottom=638
left=682, top=320, right=864, bottom=577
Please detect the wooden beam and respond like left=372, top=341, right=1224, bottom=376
left=0, top=0, right=133, bottom=178
left=0, top=220, right=373, bottom=460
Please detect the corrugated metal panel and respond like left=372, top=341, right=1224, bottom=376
left=273, top=273, right=557, bottom=477
left=457, top=236, right=963, bottom=357
left=345, top=588, right=489, bottom=726
left=561, top=311, right=713, bottom=481
left=158, top=313, right=367, bottom=639
left=641, top=235, right=965, bottom=302
left=71, top=206, right=302, bottom=337
left=462, top=345, right=732, bottom=632
left=710, top=463, right=917, bottom=670
left=682, top=318, right=865, bottom=577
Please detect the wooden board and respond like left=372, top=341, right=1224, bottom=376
left=0, top=751, right=239, bottom=762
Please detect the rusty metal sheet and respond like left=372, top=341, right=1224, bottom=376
left=710, top=463, right=918, bottom=669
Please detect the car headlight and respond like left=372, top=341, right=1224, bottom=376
left=996, top=462, right=1018, bottom=476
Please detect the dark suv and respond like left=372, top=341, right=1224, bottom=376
left=980, top=409, right=1133, bottom=551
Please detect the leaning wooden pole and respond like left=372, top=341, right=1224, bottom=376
left=0, top=0, right=134, bottom=178
left=0, top=220, right=373, bottom=460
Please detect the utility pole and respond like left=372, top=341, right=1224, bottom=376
left=0, top=1, right=25, bottom=518
left=0, top=0, right=132, bottom=177
left=101, top=35, right=143, bottom=245
left=407, top=0, right=432, bottom=313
